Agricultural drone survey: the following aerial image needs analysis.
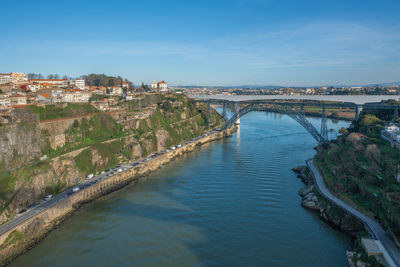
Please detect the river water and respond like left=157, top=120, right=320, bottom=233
left=11, top=112, right=351, bottom=267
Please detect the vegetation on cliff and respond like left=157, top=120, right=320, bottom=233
left=315, top=112, right=400, bottom=243
left=0, top=94, right=223, bottom=222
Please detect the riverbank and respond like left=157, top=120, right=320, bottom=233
left=293, top=164, right=398, bottom=266
left=0, top=126, right=236, bottom=266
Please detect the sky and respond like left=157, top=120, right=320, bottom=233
left=1, top=0, right=400, bottom=86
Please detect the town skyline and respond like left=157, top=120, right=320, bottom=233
left=1, top=0, right=400, bottom=86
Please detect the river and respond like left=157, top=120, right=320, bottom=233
left=11, top=112, right=351, bottom=266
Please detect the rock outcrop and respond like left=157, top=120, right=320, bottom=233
left=293, top=166, right=365, bottom=237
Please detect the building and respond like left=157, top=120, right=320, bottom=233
left=38, top=94, right=52, bottom=104
left=51, top=89, right=63, bottom=103
left=0, top=73, right=12, bottom=84
left=75, top=79, right=85, bottom=89
left=29, top=78, right=68, bottom=87
left=9, top=94, right=27, bottom=106
left=11, top=72, right=28, bottom=84
left=151, top=80, right=158, bottom=89
left=151, top=80, right=168, bottom=91
left=109, top=86, right=123, bottom=96
left=0, top=94, right=11, bottom=108
left=62, top=89, right=91, bottom=103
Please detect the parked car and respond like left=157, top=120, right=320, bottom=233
left=72, top=187, right=80, bottom=192
left=87, top=174, right=94, bottom=179
left=27, top=204, right=36, bottom=209
left=44, top=194, right=53, bottom=201
left=118, top=168, right=123, bottom=172
left=19, top=209, right=27, bottom=214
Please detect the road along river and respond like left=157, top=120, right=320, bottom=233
left=11, top=112, right=352, bottom=267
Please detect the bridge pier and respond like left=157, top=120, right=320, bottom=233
left=300, top=104, right=305, bottom=115
left=222, top=101, right=228, bottom=121
left=320, top=103, right=328, bottom=141
left=207, top=101, right=212, bottom=125
left=355, top=105, right=363, bottom=121
left=234, top=103, right=240, bottom=124
left=394, top=108, right=399, bottom=121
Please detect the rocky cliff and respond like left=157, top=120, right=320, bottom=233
left=0, top=94, right=221, bottom=223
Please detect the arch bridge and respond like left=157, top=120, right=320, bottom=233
left=197, top=98, right=400, bottom=143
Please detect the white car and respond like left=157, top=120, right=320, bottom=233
left=86, top=174, right=94, bottom=179
left=44, top=194, right=53, bottom=201
left=118, top=168, right=123, bottom=172
left=72, top=187, right=80, bottom=193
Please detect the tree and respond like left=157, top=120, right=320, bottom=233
left=360, top=115, right=380, bottom=127
left=73, top=119, right=80, bottom=128
left=339, top=127, right=348, bottom=135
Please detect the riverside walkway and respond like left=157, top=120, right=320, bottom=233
left=307, top=159, right=400, bottom=267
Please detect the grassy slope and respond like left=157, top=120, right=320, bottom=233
left=315, top=116, right=400, bottom=241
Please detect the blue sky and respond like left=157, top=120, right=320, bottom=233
left=1, top=0, right=399, bottom=86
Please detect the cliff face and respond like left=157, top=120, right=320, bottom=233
left=0, top=95, right=220, bottom=224
left=0, top=123, right=46, bottom=171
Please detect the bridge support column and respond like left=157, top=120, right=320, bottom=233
left=394, top=108, right=399, bottom=121
left=320, top=104, right=328, bottom=142
left=207, top=101, right=212, bottom=126
left=300, top=104, right=305, bottom=115
left=222, top=101, right=228, bottom=121
left=355, top=104, right=363, bottom=121
left=234, top=103, right=240, bottom=125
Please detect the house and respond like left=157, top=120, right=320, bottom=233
left=109, top=86, right=123, bottom=96
left=11, top=73, right=28, bottom=84
left=151, top=80, right=168, bottom=91
left=51, top=89, right=64, bottom=103
left=29, top=78, right=68, bottom=87
left=38, top=93, right=52, bottom=104
left=0, top=73, right=12, bottom=84
left=0, top=94, right=10, bottom=108
left=385, top=125, right=400, bottom=133
left=62, top=89, right=91, bottom=103
left=151, top=80, right=158, bottom=89
left=158, top=81, right=168, bottom=91
left=75, top=79, right=85, bottom=89
left=9, top=94, right=27, bottom=106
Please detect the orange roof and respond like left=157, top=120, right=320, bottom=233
left=159, top=81, right=167, bottom=84
left=40, top=94, right=51, bottom=98
left=12, top=94, right=26, bottom=97
left=12, top=104, right=32, bottom=108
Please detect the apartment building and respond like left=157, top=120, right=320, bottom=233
left=0, top=74, right=12, bottom=84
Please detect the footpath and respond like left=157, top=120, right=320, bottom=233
left=307, top=159, right=400, bottom=267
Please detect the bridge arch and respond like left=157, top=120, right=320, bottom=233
left=222, top=103, right=327, bottom=143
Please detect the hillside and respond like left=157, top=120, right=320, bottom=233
left=0, top=94, right=222, bottom=223
left=315, top=114, right=400, bottom=245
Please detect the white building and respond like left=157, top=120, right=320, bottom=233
left=62, top=90, right=91, bottom=103
left=11, top=72, right=28, bottom=83
left=29, top=78, right=68, bottom=87
left=151, top=80, right=158, bottom=89
left=0, top=73, right=12, bottom=84
left=158, top=81, right=168, bottom=91
left=51, top=89, right=64, bottom=103
left=151, top=80, right=168, bottom=91
left=9, top=94, right=27, bottom=106
left=75, top=79, right=85, bottom=89
left=0, top=94, right=10, bottom=108
left=109, top=86, right=123, bottom=96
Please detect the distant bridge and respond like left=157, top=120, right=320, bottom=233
left=193, top=95, right=400, bottom=143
